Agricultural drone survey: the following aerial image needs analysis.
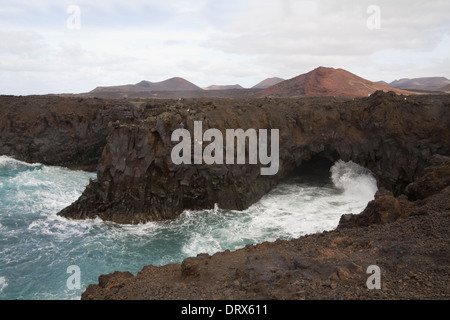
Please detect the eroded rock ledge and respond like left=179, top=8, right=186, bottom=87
left=0, top=95, right=139, bottom=170
left=57, top=91, right=450, bottom=224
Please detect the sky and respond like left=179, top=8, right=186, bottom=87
left=1, top=0, right=449, bottom=95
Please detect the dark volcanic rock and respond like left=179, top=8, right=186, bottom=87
left=58, top=92, right=450, bottom=224
left=403, top=155, right=450, bottom=201
left=0, top=95, right=139, bottom=170
left=338, top=188, right=404, bottom=228
left=2, top=92, right=449, bottom=300
left=338, top=158, right=450, bottom=229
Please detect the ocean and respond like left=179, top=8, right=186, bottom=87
left=0, top=155, right=377, bottom=300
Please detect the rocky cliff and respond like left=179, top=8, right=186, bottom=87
left=0, top=95, right=140, bottom=170
left=56, top=91, right=450, bottom=224
left=1, top=92, right=449, bottom=300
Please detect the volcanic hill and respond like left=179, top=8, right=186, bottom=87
left=257, top=67, right=414, bottom=98
left=204, top=84, right=244, bottom=90
left=390, top=77, right=450, bottom=91
left=252, top=77, right=285, bottom=89
left=438, top=84, right=450, bottom=93
left=87, top=77, right=202, bottom=98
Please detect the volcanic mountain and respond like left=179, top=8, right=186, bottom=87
left=257, top=67, right=414, bottom=98
left=88, top=77, right=202, bottom=97
left=252, top=77, right=285, bottom=89
left=390, top=77, right=450, bottom=91
left=204, top=84, right=244, bottom=90
left=438, top=84, right=450, bottom=93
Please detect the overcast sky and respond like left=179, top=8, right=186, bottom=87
left=1, top=0, right=449, bottom=95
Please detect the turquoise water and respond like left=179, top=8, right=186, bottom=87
left=0, top=155, right=377, bottom=300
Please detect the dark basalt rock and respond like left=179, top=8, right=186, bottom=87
left=1, top=93, right=449, bottom=224
left=338, top=157, right=450, bottom=228
left=57, top=92, right=450, bottom=224
left=0, top=95, right=139, bottom=170
left=404, top=155, right=450, bottom=201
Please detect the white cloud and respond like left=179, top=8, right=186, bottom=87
left=203, top=0, right=450, bottom=55
left=0, top=0, right=449, bottom=94
left=0, top=30, right=49, bottom=57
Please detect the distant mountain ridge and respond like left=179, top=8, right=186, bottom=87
left=438, top=84, right=450, bottom=93
left=79, top=68, right=448, bottom=99
left=389, top=77, right=450, bottom=91
left=204, top=84, right=244, bottom=90
left=376, top=80, right=390, bottom=86
left=252, top=77, right=285, bottom=89
left=90, top=77, right=203, bottom=94
left=257, top=67, right=414, bottom=98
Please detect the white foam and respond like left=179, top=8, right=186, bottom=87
left=0, top=155, right=41, bottom=169
left=182, top=232, right=222, bottom=257
left=0, top=276, right=7, bottom=293
left=5, top=163, right=95, bottom=218
left=27, top=214, right=106, bottom=241
left=330, top=160, right=378, bottom=201
left=178, top=159, right=378, bottom=256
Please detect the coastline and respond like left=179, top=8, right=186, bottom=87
left=0, top=92, right=448, bottom=300
left=81, top=157, right=450, bottom=300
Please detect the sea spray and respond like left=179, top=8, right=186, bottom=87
left=331, top=159, right=378, bottom=201
left=0, top=276, right=7, bottom=293
left=0, top=156, right=377, bottom=299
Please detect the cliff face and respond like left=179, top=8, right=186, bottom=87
left=57, top=91, right=450, bottom=224
left=0, top=95, right=139, bottom=170
left=2, top=93, right=447, bottom=225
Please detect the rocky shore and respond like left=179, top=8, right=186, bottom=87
left=81, top=156, right=450, bottom=300
left=0, top=92, right=448, bottom=300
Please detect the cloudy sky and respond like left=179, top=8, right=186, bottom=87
left=1, top=0, right=449, bottom=95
